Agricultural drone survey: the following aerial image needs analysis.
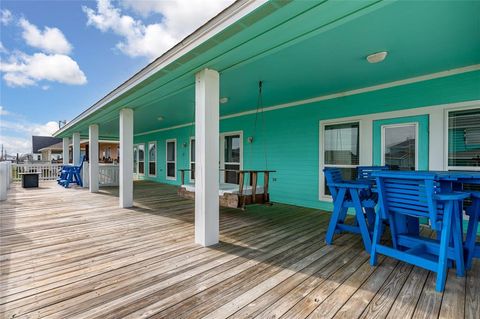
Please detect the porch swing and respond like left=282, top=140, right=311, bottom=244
left=178, top=81, right=275, bottom=209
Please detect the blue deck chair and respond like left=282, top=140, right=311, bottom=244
left=324, top=167, right=379, bottom=252
left=356, top=166, right=389, bottom=226
left=58, top=156, right=85, bottom=188
left=465, top=191, right=480, bottom=270
left=370, top=171, right=468, bottom=292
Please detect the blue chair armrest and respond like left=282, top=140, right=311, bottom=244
left=331, top=182, right=371, bottom=189
left=468, top=191, right=480, bottom=199
left=434, top=192, right=470, bottom=201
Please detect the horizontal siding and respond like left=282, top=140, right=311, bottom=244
left=135, top=70, right=480, bottom=210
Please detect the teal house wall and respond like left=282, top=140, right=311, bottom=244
left=134, top=70, right=480, bottom=211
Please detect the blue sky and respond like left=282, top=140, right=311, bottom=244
left=0, top=0, right=233, bottom=154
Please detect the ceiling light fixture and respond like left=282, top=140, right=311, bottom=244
left=366, top=51, right=388, bottom=64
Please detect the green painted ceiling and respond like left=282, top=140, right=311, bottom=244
left=57, top=0, right=480, bottom=139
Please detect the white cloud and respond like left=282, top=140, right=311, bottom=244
left=19, top=17, right=72, bottom=54
left=0, top=15, right=86, bottom=88
left=0, top=116, right=59, bottom=154
left=0, top=51, right=87, bottom=87
left=0, top=106, right=11, bottom=116
left=1, top=119, right=59, bottom=136
left=0, top=135, right=31, bottom=155
left=0, top=41, right=7, bottom=53
left=83, top=0, right=234, bottom=60
left=1, top=9, right=12, bottom=26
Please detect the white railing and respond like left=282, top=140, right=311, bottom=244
left=12, top=163, right=63, bottom=181
left=99, top=164, right=119, bottom=186
left=0, top=161, right=12, bottom=200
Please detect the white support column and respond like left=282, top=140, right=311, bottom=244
left=194, top=68, right=220, bottom=246
left=72, top=132, right=81, bottom=165
left=62, top=137, right=70, bottom=165
left=119, top=108, right=134, bottom=208
left=89, top=124, right=99, bottom=193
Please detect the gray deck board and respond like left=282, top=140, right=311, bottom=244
left=0, top=181, right=478, bottom=319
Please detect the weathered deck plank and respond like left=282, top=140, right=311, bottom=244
left=0, top=181, right=478, bottom=319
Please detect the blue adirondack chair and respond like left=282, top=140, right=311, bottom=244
left=58, top=156, right=85, bottom=188
left=370, top=171, right=468, bottom=292
left=465, top=191, right=480, bottom=270
left=324, top=167, right=380, bottom=252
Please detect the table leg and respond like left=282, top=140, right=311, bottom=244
left=350, top=188, right=372, bottom=252
left=325, top=188, right=347, bottom=245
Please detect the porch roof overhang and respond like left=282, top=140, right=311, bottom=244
left=53, top=0, right=480, bottom=139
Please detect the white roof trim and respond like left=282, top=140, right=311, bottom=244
left=54, top=0, right=268, bottom=137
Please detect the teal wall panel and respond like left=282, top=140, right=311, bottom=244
left=135, top=70, right=480, bottom=210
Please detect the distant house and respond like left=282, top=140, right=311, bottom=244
left=38, top=141, right=64, bottom=163
left=32, top=136, right=62, bottom=161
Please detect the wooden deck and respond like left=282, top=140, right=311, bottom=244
left=1, top=181, right=479, bottom=319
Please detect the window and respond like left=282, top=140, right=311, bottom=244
left=448, top=108, right=480, bottom=169
left=322, top=122, right=360, bottom=196
left=190, top=138, right=195, bottom=181
left=148, top=142, right=156, bottom=176
left=382, top=123, right=417, bottom=171
left=223, top=134, right=241, bottom=184
left=138, top=144, right=145, bottom=175
left=166, top=139, right=176, bottom=180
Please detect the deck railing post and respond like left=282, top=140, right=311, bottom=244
left=194, top=68, right=220, bottom=246
left=119, top=108, right=134, bottom=208
left=0, top=162, right=7, bottom=201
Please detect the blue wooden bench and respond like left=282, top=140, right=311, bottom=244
left=370, top=171, right=468, bottom=292
left=323, top=167, right=381, bottom=252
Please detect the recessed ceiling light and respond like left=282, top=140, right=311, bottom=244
left=220, top=97, right=229, bottom=104
left=366, top=51, right=388, bottom=64
left=157, top=116, right=164, bottom=121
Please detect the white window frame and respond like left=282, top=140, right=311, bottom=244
left=148, top=141, right=157, bottom=177
left=220, top=131, right=243, bottom=183
left=189, top=136, right=195, bottom=182
left=137, top=143, right=145, bottom=176
left=319, top=120, right=365, bottom=201
left=381, top=122, right=419, bottom=170
left=133, top=144, right=138, bottom=177
left=166, top=138, right=177, bottom=180
left=444, top=105, right=480, bottom=171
